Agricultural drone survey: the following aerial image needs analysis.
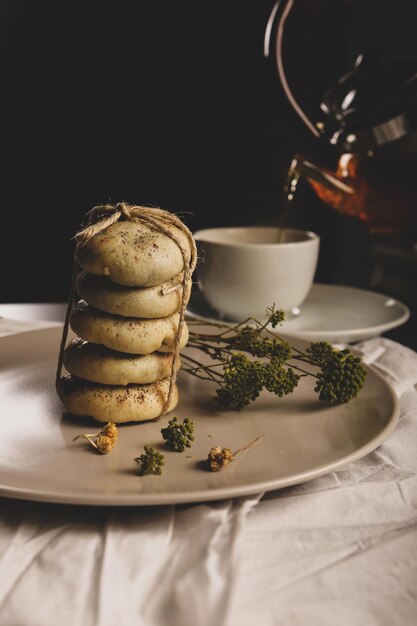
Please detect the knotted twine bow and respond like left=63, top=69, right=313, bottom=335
left=56, top=202, right=197, bottom=417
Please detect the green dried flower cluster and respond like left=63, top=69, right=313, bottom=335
left=135, top=418, right=196, bottom=476
left=230, top=326, right=292, bottom=360
left=216, top=353, right=299, bottom=410
left=265, top=305, right=286, bottom=328
left=184, top=306, right=367, bottom=409
left=307, top=343, right=367, bottom=403
left=305, top=341, right=336, bottom=365
left=135, top=446, right=164, bottom=476
left=161, top=416, right=195, bottom=452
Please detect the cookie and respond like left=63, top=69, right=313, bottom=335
left=58, top=375, right=178, bottom=423
left=76, top=221, right=192, bottom=287
left=70, top=301, right=189, bottom=355
left=76, top=271, right=191, bottom=318
left=63, top=338, right=180, bottom=385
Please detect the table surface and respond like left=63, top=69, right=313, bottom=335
left=0, top=306, right=417, bottom=626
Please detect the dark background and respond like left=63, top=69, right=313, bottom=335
left=1, top=0, right=416, bottom=348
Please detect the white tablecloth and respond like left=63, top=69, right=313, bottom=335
left=0, top=317, right=417, bottom=626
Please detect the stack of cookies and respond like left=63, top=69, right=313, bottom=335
left=58, top=219, right=193, bottom=424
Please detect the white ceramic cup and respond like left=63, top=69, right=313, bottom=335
left=193, top=226, right=320, bottom=320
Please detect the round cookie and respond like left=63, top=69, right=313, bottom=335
left=58, top=375, right=178, bottom=423
left=64, top=338, right=180, bottom=385
left=76, top=271, right=191, bottom=318
left=76, top=221, right=192, bottom=287
left=70, top=301, right=189, bottom=355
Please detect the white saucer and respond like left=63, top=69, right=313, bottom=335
left=186, top=284, right=410, bottom=344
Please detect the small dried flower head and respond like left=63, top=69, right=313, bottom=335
left=72, top=421, right=118, bottom=454
left=306, top=342, right=367, bottom=403
left=161, top=416, right=195, bottom=452
left=266, top=304, right=285, bottom=328
left=135, top=446, right=165, bottom=476
left=205, top=436, right=263, bottom=472
left=96, top=434, right=114, bottom=454
left=102, top=422, right=118, bottom=442
left=94, top=422, right=118, bottom=454
left=206, top=446, right=234, bottom=471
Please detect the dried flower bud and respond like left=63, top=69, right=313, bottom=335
left=73, top=421, right=118, bottom=454
left=206, top=446, right=234, bottom=471
left=205, top=435, right=264, bottom=472
left=101, top=422, right=118, bottom=443
left=96, top=434, right=114, bottom=454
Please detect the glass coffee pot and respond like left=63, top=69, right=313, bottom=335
left=265, top=0, right=417, bottom=233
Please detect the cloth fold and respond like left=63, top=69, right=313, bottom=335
left=225, top=338, right=417, bottom=626
left=354, top=337, right=417, bottom=397
left=0, top=497, right=261, bottom=626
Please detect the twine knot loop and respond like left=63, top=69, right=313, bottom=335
left=117, top=202, right=133, bottom=220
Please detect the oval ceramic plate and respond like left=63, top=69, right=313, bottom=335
left=0, top=302, right=66, bottom=323
left=187, top=284, right=410, bottom=344
left=0, top=326, right=399, bottom=506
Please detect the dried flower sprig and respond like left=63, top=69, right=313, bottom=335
left=206, top=435, right=264, bottom=471
left=184, top=305, right=366, bottom=410
left=161, top=416, right=195, bottom=452
left=73, top=422, right=118, bottom=454
left=135, top=446, right=165, bottom=476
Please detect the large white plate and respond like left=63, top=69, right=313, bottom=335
left=0, top=302, right=66, bottom=323
left=0, top=326, right=399, bottom=506
left=187, top=284, right=410, bottom=344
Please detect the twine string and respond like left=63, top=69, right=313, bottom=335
left=56, top=202, right=197, bottom=416
left=55, top=259, right=79, bottom=392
